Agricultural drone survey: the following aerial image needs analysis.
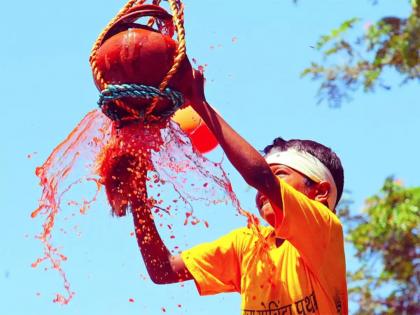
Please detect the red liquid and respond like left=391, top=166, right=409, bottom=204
left=31, top=110, right=111, bottom=304
left=32, top=109, right=256, bottom=304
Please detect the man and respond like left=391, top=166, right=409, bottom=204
left=131, top=71, right=348, bottom=314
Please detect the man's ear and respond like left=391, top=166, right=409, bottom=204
left=314, top=181, right=330, bottom=207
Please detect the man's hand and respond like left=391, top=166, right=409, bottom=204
left=185, top=69, right=206, bottom=106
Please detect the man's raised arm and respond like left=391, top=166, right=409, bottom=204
left=187, top=71, right=283, bottom=214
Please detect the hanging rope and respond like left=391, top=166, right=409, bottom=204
left=145, top=0, right=186, bottom=116
left=90, top=0, right=187, bottom=122
left=90, top=0, right=142, bottom=91
left=90, top=0, right=145, bottom=119
left=147, top=0, right=162, bottom=27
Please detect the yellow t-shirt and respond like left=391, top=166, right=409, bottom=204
left=181, top=179, right=348, bottom=315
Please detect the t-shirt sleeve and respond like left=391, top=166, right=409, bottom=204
left=273, top=179, right=343, bottom=273
left=180, top=229, right=243, bottom=296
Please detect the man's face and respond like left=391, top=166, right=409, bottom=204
left=255, top=164, right=316, bottom=226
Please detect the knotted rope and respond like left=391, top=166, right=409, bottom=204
left=98, top=84, right=184, bottom=122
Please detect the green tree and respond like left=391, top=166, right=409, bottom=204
left=297, top=1, right=420, bottom=313
left=338, top=178, right=420, bottom=314
left=301, top=0, right=419, bottom=106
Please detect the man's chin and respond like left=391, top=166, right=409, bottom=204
left=260, top=204, right=276, bottom=227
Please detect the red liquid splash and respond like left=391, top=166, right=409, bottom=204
left=32, top=109, right=255, bottom=304
left=31, top=110, right=110, bottom=304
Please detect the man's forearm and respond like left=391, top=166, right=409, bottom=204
left=192, top=100, right=280, bottom=203
left=131, top=201, right=175, bottom=284
left=131, top=200, right=191, bottom=284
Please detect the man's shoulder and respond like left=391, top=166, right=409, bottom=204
left=230, top=225, right=273, bottom=236
left=226, top=225, right=274, bottom=245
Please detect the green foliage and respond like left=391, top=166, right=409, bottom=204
left=301, top=1, right=420, bottom=106
left=338, top=177, right=420, bottom=314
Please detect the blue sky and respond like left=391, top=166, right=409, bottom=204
left=1, top=1, right=418, bottom=314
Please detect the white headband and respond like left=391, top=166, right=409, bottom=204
left=265, top=149, right=337, bottom=209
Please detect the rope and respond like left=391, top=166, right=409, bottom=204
left=90, top=0, right=145, bottom=119
left=147, top=0, right=162, bottom=27
left=90, top=0, right=187, bottom=121
left=159, top=0, right=186, bottom=91
left=98, top=84, right=184, bottom=122
left=90, top=0, right=144, bottom=91
left=145, top=0, right=187, bottom=116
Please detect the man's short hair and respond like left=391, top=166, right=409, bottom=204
left=263, top=137, right=344, bottom=207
